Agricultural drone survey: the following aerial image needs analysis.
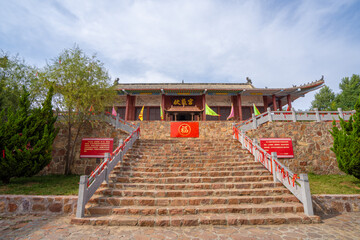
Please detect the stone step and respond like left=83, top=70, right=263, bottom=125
left=95, top=187, right=290, bottom=198
left=101, top=181, right=283, bottom=190
left=128, top=149, right=244, bottom=153
left=86, top=202, right=304, bottom=216
left=123, top=157, right=252, bottom=161
left=112, top=175, right=273, bottom=184
left=121, top=159, right=253, bottom=165
left=115, top=165, right=266, bottom=172
left=120, top=161, right=261, bottom=168
left=111, top=170, right=269, bottom=178
left=71, top=213, right=321, bottom=226
left=88, top=194, right=299, bottom=207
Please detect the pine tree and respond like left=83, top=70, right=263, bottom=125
left=0, top=86, right=58, bottom=184
left=330, top=97, right=360, bottom=180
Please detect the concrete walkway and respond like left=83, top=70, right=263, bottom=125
left=1, top=212, right=359, bottom=240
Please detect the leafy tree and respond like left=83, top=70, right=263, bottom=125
left=0, top=86, right=58, bottom=184
left=0, top=51, right=41, bottom=111
left=311, top=85, right=336, bottom=110
left=330, top=97, right=360, bottom=180
left=42, top=45, right=115, bottom=175
left=334, top=74, right=360, bottom=110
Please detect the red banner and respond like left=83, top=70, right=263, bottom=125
left=170, top=122, right=199, bottom=138
left=80, top=138, right=114, bottom=158
left=260, top=138, right=294, bottom=158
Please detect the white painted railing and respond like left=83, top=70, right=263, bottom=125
left=233, top=107, right=356, bottom=215
left=76, top=125, right=140, bottom=218
left=233, top=126, right=314, bottom=215
left=237, top=107, right=356, bottom=131
left=57, top=112, right=137, bottom=134
left=103, top=112, right=137, bottom=134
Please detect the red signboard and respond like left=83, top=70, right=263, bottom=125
left=80, top=138, right=114, bottom=158
left=170, top=122, right=199, bottom=138
left=260, top=138, right=294, bottom=158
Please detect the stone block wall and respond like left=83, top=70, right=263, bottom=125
left=247, top=122, right=340, bottom=175
left=42, top=121, right=129, bottom=176
left=312, top=195, right=360, bottom=215
left=1, top=194, right=359, bottom=216
left=47, top=120, right=340, bottom=176
left=0, top=195, right=77, bottom=215
left=134, top=121, right=235, bottom=140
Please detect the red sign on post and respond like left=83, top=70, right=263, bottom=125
left=80, top=138, right=114, bottom=158
left=170, top=122, right=199, bottom=138
left=260, top=138, right=294, bottom=158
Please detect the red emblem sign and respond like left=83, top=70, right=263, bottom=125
left=260, top=138, right=294, bottom=158
left=170, top=122, right=199, bottom=138
left=80, top=138, right=114, bottom=158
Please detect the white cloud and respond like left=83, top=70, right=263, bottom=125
left=1, top=0, right=359, bottom=109
left=120, top=71, right=178, bottom=84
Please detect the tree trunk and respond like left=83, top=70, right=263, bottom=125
left=1, top=177, right=10, bottom=184
left=69, top=121, right=84, bottom=174
left=64, top=121, right=72, bottom=175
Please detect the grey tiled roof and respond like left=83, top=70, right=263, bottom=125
left=115, top=83, right=254, bottom=90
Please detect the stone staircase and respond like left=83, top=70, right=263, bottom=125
left=71, top=138, right=320, bottom=226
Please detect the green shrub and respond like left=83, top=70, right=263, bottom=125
left=330, top=98, right=360, bottom=180
left=0, top=87, right=58, bottom=184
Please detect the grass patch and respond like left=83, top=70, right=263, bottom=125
left=308, top=173, right=360, bottom=194
left=0, top=175, right=80, bottom=195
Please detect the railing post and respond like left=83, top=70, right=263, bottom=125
left=115, top=114, right=119, bottom=129
left=241, top=130, right=245, bottom=149
left=252, top=113, right=257, bottom=129
left=338, top=108, right=344, bottom=119
left=232, top=123, right=236, bottom=139
left=267, top=107, right=273, bottom=122
left=300, top=174, right=314, bottom=216
left=291, top=107, right=297, bottom=122
left=271, top=152, right=279, bottom=183
left=104, top=153, right=110, bottom=184
left=253, top=139, right=258, bottom=162
left=137, top=123, right=141, bottom=139
left=76, top=175, right=88, bottom=218
left=314, top=108, right=321, bottom=122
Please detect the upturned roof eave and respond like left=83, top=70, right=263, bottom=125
left=115, top=78, right=324, bottom=96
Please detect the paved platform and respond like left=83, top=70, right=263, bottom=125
left=1, top=212, right=359, bottom=240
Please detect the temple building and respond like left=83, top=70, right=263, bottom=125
left=113, top=77, right=324, bottom=121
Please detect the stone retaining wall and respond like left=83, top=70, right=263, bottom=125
left=49, top=120, right=340, bottom=176
left=134, top=121, right=235, bottom=140
left=312, top=195, right=360, bottom=215
left=48, top=121, right=236, bottom=176
left=1, top=194, right=359, bottom=216
left=43, top=121, right=129, bottom=175
left=247, top=122, right=340, bottom=175
left=0, top=195, right=77, bottom=216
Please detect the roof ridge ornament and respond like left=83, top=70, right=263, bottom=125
left=246, top=77, right=252, bottom=85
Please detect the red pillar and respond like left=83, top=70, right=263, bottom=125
left=237, top=94, right=243, bottom=121
left=125, top=95, right=131, bottom=121
left=263, top=96, right=268, bottom=110
left=161, top=94, right=166, bottom=121
left=287, top=94, right=292, bottom=109
left=272, top=95, right=277, bottom=111
left=202, top=94, right=206, bottom=121
left=125, top=95, right=136, bottom=121
left=277, top=99, right=282, bottom=111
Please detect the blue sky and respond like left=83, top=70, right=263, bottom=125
left=1, top=0, right=359, bottom=109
